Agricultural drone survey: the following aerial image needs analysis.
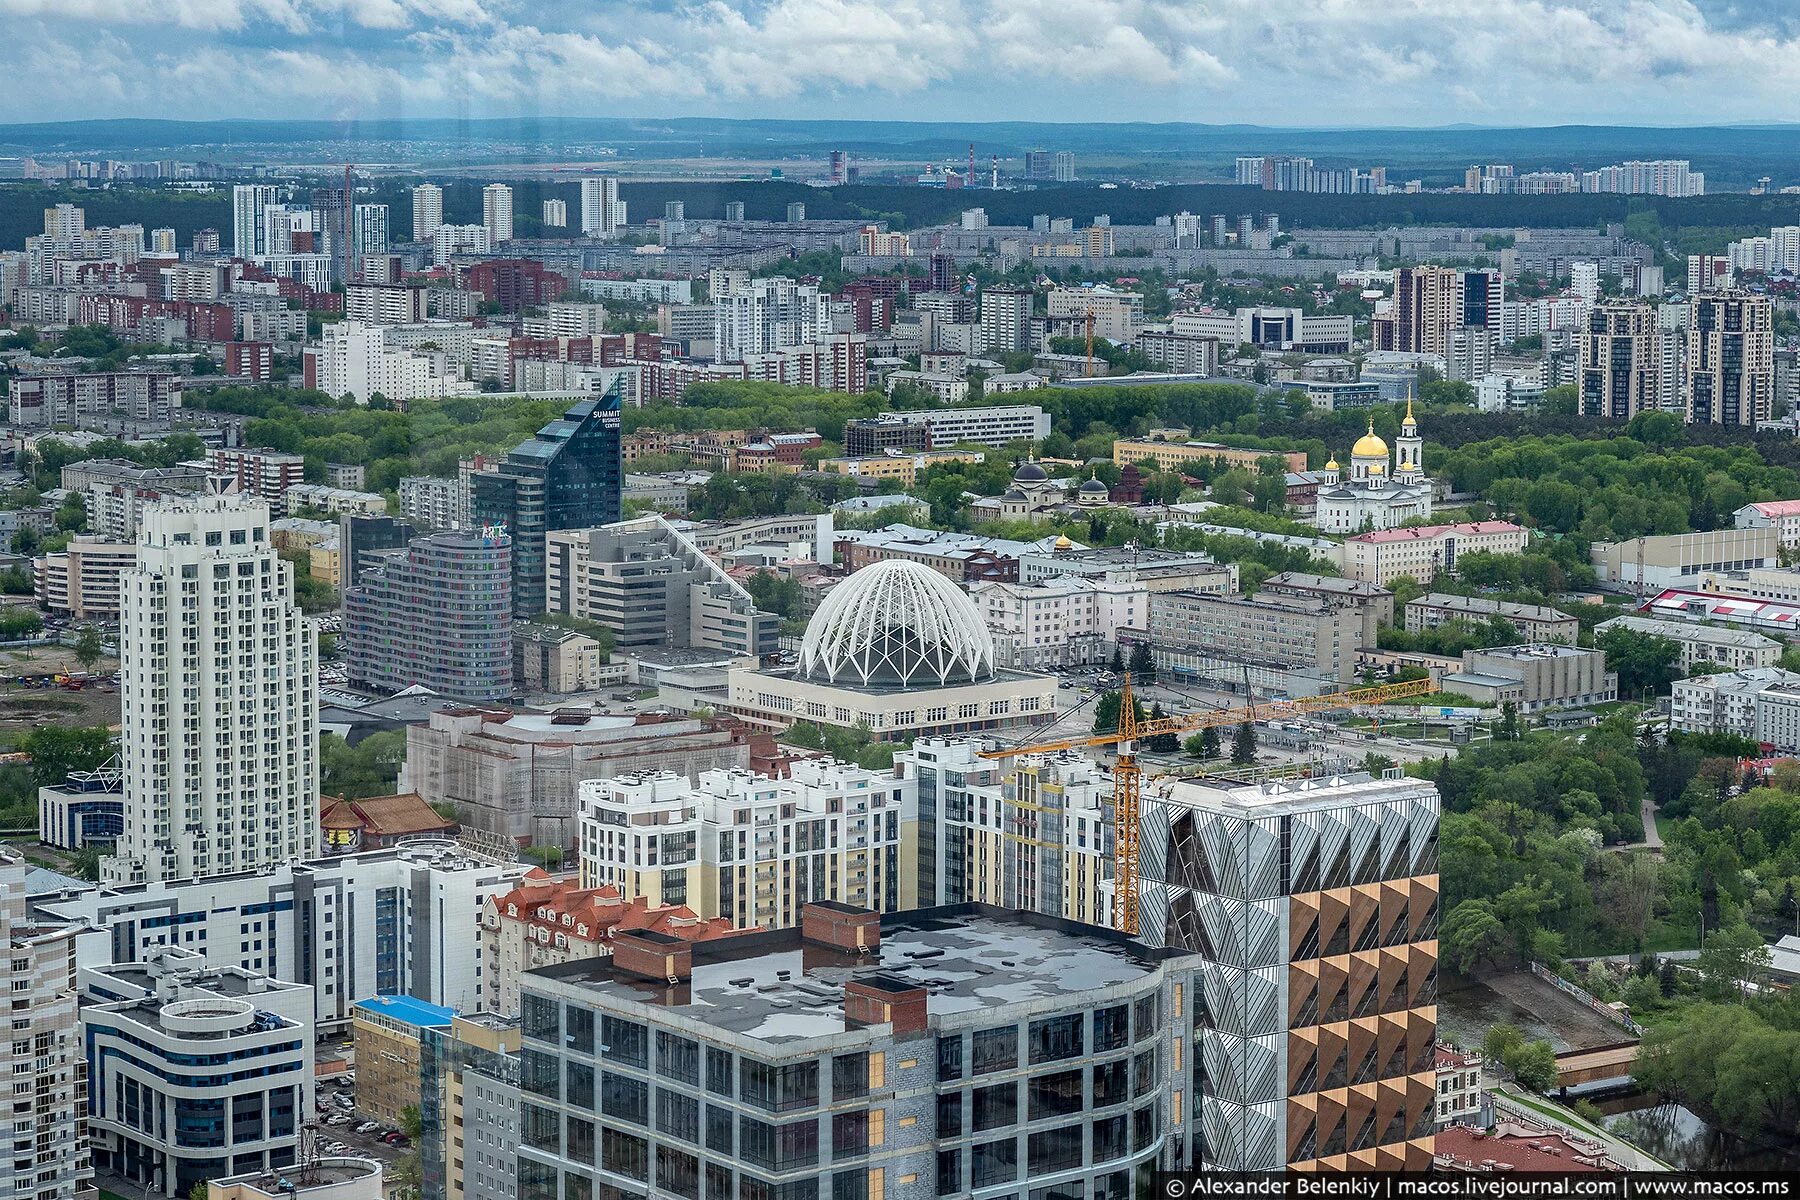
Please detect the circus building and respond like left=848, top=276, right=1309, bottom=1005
left=725, top=557, right=1060, bottom=739
left=1313, top=400, right=1435, bottom=534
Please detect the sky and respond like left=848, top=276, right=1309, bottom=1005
left=6, top=0, right=1800, bottom=127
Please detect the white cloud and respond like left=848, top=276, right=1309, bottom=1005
left=8, top=0, right=1800, bottom=122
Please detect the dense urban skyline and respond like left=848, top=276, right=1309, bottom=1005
left=6, top=0, right=1800, bottom=125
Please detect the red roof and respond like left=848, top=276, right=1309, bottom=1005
left=1435, top=1044, right=1480, bottom=1069
left=1434, top=1124, right=1621, bottom=1173
left=1747, top=499, right=1800, bottom=518
left=1347, top=520, right=1525, bottom=545
left=489, top=870, right=747, bottom=946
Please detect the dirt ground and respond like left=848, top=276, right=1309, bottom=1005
left=0, top=646, right=120, bottom=744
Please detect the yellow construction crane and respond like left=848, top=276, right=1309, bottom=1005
left=980, top=672, right=1435, bottom=935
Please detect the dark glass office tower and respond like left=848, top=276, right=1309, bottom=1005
left=472, top=382, right=623, bottom=616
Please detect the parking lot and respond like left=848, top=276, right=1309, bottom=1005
left=312, top=1069, right=413, bottom=1167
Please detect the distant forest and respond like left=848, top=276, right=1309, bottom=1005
left=8, top=177, right=1800, bottom=255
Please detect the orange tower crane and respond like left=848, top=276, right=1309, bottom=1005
left=980, top=672, right=1434, bottom=935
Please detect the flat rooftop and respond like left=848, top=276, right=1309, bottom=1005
left=535, top=905, right=1179, bottom=1045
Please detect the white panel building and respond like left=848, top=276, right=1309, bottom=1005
left=102, top=496, right=317, bottom=886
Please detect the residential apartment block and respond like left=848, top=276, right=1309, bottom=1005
left=1340, top=522, right=1529, bottom=587
left=1148, top=589, right=1358, bottom=693
left=1594, top=614, right=1780, bottom=673
left=343, top=530, right=514, bottom=703
left=1404, top=594, right=1578, bottom=644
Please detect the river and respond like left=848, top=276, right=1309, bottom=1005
left=1595, top=1095, right=1800, bottom=1172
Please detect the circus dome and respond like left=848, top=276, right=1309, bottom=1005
left=799, top=560, right=996, bottom=688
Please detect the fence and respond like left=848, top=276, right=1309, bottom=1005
left=1530, top=960, right=1645, bottom=1036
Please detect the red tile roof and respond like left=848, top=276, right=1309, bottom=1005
left=1746, top=499, right=1800, bottom=518
left=489, top=870, right=747, bottom=946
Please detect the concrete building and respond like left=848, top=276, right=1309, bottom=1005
left=81, top=948, right=313, bottom=1196
left=1440, top=644, right=1617, bottom=712
left=1671, top=666, right=1800, bottom=744
left=1589, top=527, right=1778, bottom=591
left=971, top=576, right=1146, bottom=670
left=41, top=842, right=531, bottom=1029
left=842, top=405, right=1051, bottom=453
left=285, top=483, right=387, bottom=517
left=482, top=184, right=514, bottom=244
left=1148, top=589, right=1359, bottom=693
left=724, top=559, right=1060, bottom=740
left=517, top=903, right=1203, bottom=1200
left=1016, top=544, right=1238, bottom=593
left=209, top=448, right=305, bottom=514
left=399, top=707, right=752, bottom=852
left=1139, top=771, right=1442, bottom=1169
left=307, top=320, right=448, bottom=407
left=1434, top=1046, right=1484, bottom=1129
left=1262, top=573, right=1394, bottom=647
left=579, top=758, right=915, bottom=930
left=207, top=1157, right=383, bottom=1200
left=579, top=177, right=625, bottom=236
left=38, top=763, right=125, bottom=850
left=545, top=516, right=777, bottom=657
left=1404, top=594, right=1579, bottom=644
left=34, top=536, right=134, bottom=617
left=419, top=1015, right=519, bottom=1200
left=343, top=530, right=514, bottom=703
left=1171, top=307, right=1354, bottom=354
left=400, top=474, right=465, bottom=532
left=1734, top=499, right=1800, bottom=548
left=354, top=995, right=454, bottom=1126
left=472, top=389, right=624, bottom=617
left=0, top=850, right=92, bottom=1200
left=713, top=276, right=826, bottom=362
left=103, top=496, right=317, bottom=886
left=1579, top=302, right=1664, bottom=420
left=1685, top=292, right=1774, bottom=426
left=1341, top=521, right=1530, bottom=587
left=481, top=873, right=740, bottom=1017
left=978, top=285, right=1033, bottom=354
left=1595, top=614, right=1781, bottom=673
left=413, top=184, right=444, bottom=243
left=9, top=372, right=181, bottom=428
left=1112, top=438, right=1308, bottom=474
left=514, top=621, right=609, bottom=695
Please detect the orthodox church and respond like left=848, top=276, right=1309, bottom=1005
left=972, top=457, right=1114, bottom=522
left=1312, top=400, right=1434, bottom=533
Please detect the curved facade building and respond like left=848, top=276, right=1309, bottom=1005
left=343, top=529, right=513, bottom=703
left=801, top=559, right=995, bottom=688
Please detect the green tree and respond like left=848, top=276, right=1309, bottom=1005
left=1146, top=703, right=1179, bottom=753
left=74, top=625, right=104, bottom=671
left=1127, top=642, right=1155, bottom=683
left=1230, top=721, right=1257, bottom=764
left=1506, top=1039, right=1559, bottom=1093
left=1697, top=921, right=1770, bottom=1001
left=1440, top=898, right=1508, bottom=973
left=22, top=726, right=114, bottom=787
left=1092, top=689, right=1146, bottom=736
left=1597, top=627, right=1683, bottom=696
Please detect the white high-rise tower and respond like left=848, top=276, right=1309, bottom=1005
left=232, top=184, right=279, bottom=257
left=103, top=494, right=318, bottom=885
left=580, top=176, right=625, bottom=235
left=412, top=183, right=444, bottom=243
left=483, top=183, right=514, bottom=244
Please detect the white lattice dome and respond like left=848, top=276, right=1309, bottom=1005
left=800, top=560, right=995, bottom=688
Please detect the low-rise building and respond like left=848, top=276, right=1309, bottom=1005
left=1594, top=614, right=1781, bottom=672
left=82, top=948, right=314, bottom=1196
left=1262, top=571, right=1395, bottom=646
left=481, top=871, right=741, bottom=1016
left=971, top=576, right=1147, bottom=670
left=284, top=484, right=389, bottom=518
left=1590, top=527, right=1779, bottom=591
left=38, top=762, right=124, bottom=850
left=1148, top=589, right=1359, bottom=693
left=1112, top=437, right=1308, bottom=474
left=1016, top=543, right=1238, bottom=593
left=352, top=996, right=454, bottom=1126
left=514, top=621, right=613, bottom=695
left=1340, top=521, right=1530, bottom=586
left=1734, top=499, right=1800, bottom=547
left=1404, top=593, right=1579, bottom=644
left=1440, top=644, right=1617, bottom=712
left=320, top=792, right=457, bottom=854
left=817, top=448, right=984, bottom=487
left=1670, top=666, right=1800, bottom=744
left=1435, top=1045, right=1484, bottom=1129
left=34, top=536, right=134, bottom=617
left=206, top=1157, right=383, bottom=1200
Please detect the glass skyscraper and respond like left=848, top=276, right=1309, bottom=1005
left=473, top=383, right=624, bottom=617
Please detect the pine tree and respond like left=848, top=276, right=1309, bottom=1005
left=1147, top=702, right=1179, bottom=753
left=1109, top=645, right=1123, bottom=673
left=1199, top=725, right=1221, bottom=760
left=1230, top=721, right=1258, bottom=765
left=1128, top=642, right=1155, bottom=683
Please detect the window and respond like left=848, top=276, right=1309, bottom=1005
left=741, top=1060, right=819, bottom=1112
left=1134, top=993, right=1159, bottom=1038
left=1133, top=1050, right=1156, bottom=1098
left=658, top=1032, right=700, bottom=1086
left=657, top=1090, right=699, bottom=1143
left=936, top=1151, right=960, bottom=1197
left=936, top=1036, right=963, bottom=1083
left=567, top=1061, right=595, bottom=1111
left=971, top=1138, right=1018, bottom=1188
left=522, top=1102, right=560, bottom=1153
left=971, top=1028, right=1016, bottom=1075
left=706, top=1105, right=733, bottom=1155
left=567, top=1007, right=595, bottom=1055
left=1093, top=1005, right=1129, bottom=1054
left=739, top=1117, right=820, bottom=1171
left=970, top=1083, right=1017, bottom=1133
left=1028, top=1125, right=1083, bottom=1175
left=522, top=994, right=559, bottom=1042
left=601, top=1016, right=647, bottom=1068
left=1028, top=1014, right=1084, bottom=1065
left=602, top=1072, right=648, bottom=1126
left=1028, top=1070, right=1082, bottom=1121
left=566, top=1116, right=596, bottom=1165
left=601, top=1127, right=648, bottom=1181
left=832, top=1110, right=869, bottom=1157
left=520, top=1049, right=560, bottom=1099
left=1093, top=1113, right=1127, bottom=1163
left=935, top=1092, right=962, bottom=1138
left=1092, top=1060, right=1128, bottom=1108
left=708, top=1047, right=734, bottom=1096
left=658, top=1146, right=700, bottom=1200
left=833, top=1053, right=869, bottom=1101
left=834, top=1170, right=868, bottom=1200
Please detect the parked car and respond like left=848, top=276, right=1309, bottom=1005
left=382, top=1132, right=410, bottom=1146
left=354, top=1122, right=379, bottom=1135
